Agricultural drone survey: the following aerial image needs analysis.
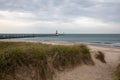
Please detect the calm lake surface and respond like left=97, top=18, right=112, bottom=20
left=6, top=34, right=120, bottom=47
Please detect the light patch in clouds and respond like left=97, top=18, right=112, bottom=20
left=0, top=10, right=119, bottom=33
left=0, top=10, right=35, bottom=21
left=73, top=17, right=108, bottom=27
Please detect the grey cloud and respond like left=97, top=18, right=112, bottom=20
left=0, top=0, right=120, bottom=22
left=59, top=0, right=120, bottom=22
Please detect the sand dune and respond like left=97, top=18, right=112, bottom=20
left=54, top=45, right=120, bottom=80
left=0, top=41, right=119, bottom=80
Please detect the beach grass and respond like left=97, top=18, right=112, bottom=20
left=95, top=51, right=106, bottom=63
left=51, top=44, right=94, bottom=70
left=0, top=42, right=94, bottom=80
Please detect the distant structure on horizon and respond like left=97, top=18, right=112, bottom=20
left=55, top=30, right=59, bottom=36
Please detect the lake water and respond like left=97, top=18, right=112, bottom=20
left=10, top=34, right=120, bottom=47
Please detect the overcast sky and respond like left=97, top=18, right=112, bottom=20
left=0, top=0, right=120, bottom=34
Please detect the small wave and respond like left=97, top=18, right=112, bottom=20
left=111, top=43, right=120, bottom=47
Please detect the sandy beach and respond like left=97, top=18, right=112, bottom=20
left=53, top=45, right=120, bottom=80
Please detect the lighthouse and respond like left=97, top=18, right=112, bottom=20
left=55, top=30, right=59, bottom=36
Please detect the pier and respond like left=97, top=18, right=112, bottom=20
left=0, top=34, right=59, bottom=39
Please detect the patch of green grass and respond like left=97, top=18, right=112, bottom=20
left=0, top=42, right=94, bottom=80
left=95, top=51, right=106, bottom=63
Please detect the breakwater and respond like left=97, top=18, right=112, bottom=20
left=0, top=34, right=58, bottom=39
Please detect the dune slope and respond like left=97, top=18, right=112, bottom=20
left=54, top=46, right=120, bottom=80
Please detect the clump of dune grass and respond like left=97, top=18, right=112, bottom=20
left=0, top=42, right=94, bottom=80
left=51, top=44, right=94, bottom=70
left=95, top=51, right=106, bottom=63
left=0, top=42, right=53, bottom=80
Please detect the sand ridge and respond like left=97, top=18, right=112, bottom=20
left=54, top=45, right=120, bottom=80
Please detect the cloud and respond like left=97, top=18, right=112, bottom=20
left=0, top=0, right=120, bottom=33
left=0, top=10, right=35, bottom=20
left=0, top=0, right=119, bottom=22
left=0, top=10, right=119, bottom=33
